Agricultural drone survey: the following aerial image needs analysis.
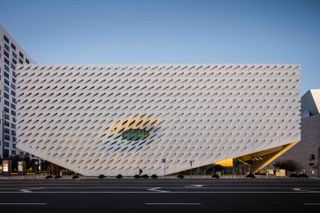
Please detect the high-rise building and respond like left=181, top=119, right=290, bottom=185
left=16, top=64, right=300, bottom=176
left=0, top=25, right=33, bottom=158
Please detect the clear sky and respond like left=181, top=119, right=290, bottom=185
left=1, top=0, right=319, bottom=94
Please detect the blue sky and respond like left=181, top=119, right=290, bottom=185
left=1, top=0, right=319, bottom=94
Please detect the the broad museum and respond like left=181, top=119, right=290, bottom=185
left=16, top=64, right=300, bottom=176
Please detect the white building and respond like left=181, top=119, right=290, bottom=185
left=16, top=64, right=300, bottom=176
left=0, top=25, right=33, bottom=158
left=278, top=89, right=320, bottom=177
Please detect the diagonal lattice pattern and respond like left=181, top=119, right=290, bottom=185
left=16, top=64, right=300, bottom=176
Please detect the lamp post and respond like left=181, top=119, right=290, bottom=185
left=162, top=158, right=166, bottom=176
left=189, top=160, right=194, bottom=175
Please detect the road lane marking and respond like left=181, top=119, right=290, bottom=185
left=145, top=202, right=201, bottom=206
left=0, top=203, right=47, bottom=205
left=20, top=189, right=31, bottom=193
left=304, top=203, right=320, bottom=206
left=185, top=184, right=204, bottom=188
left=292, top=188, right=320, bottom=193
left=20, top=187, right=44, bottom=193
left=148, top=187, right=169, bottom=193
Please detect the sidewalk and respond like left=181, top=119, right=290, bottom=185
left=0, top=174, right=292, bottom=180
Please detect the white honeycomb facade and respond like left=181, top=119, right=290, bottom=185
left=16, top=64, right=300, bottom=176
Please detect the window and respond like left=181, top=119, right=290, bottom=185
left=4, top=100, right=9, bottom=106
left=19, top=51, right=24, bottom=58
left=11, top=103, right=16, bottom=110
left=12, top=58, right=17, bottom=64
left=4, top=92, right=9, bottom=99
left=3, top=35, right=9, bottom=43
left=4, top=128, right=10, bottom=134
left=4, top=50, right=9, bottom=58
left=11, top=43, right=16, bottom=50
left=4, top=120, right=10, bottom=126
left=121, top=129, right=150, bottom=141
left=4, top=79, right=10, bottom=86
left=4, top=57, right=10, bottom=65
left=11, top=110, right=16, bottom=116
left=11, top=83, right=15, bottom=90
left=4, top=64, right=10, bottom=72
left=11, top=90, right=16, bottom=96
left=11, top=63, right=16, bottom=70
left=19, top=58, right=23, bottom=64
left=4, top=43, right=9, bottom=51
left=26, top=58, right=30, bottom=64
left=4, top=85, right=9, bottom=92
left=4, top=71, right=9, bottom=79
left=12, top=51, right=17, bottom=59
left=11, top=123, right=16, bottom=129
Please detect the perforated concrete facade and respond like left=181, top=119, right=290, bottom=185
left=16, top=64, right=300, bottom=176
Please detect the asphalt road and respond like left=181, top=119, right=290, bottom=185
left=0, top=178, right=320, bottom=212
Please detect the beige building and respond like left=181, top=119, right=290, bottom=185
left=277, top=89, right=320, bottom=177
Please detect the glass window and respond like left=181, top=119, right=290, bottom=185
left=11, top=83, right=16, bottom=90
left=11, top=63, right=16, bottom=70
left=4, top=43, right=10, bottom=51
left=12, top=58, right=17, bottom=65
left=4, top=64, right=10, bottom=72
left=4, top=100, right=9, bottom=106
left=4, top=128, right=10, bottom=134
left=4, top=71, right=9, bottom=79
left=4, top=79, right=10, bottom=86
left=26, top=58, right=30, bottom=64
left=11, top=103, right=16, bottom=110
left=12, top=51, right=17, bottom=59
left=4, top=57, right=10, bottom=65
left=4, top=85, right=9, bottom=92
left=19, top=58, right=23, bottom=64
left=4, top=50, right=9, bottom=58
left=3, top=35, right=10, bottom=43
left=11, top=110, right=16, bottom=116
left=11, top=90, right=16, bottom=96
left=11, top=43, right=16, bottom=50
left=4, top=92, right=9, bottom=99
left=19, top=51, right=24, bottom=58
left=4, top=120, right=10, bottom=126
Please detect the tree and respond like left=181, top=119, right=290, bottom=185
left=274, top=160, right=299, bottom=172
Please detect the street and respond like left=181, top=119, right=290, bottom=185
left=0, top=178, right=319, bottom=212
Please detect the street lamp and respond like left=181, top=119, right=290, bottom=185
left=162, top=158, right=166, bottom=176
left=189, top=160, right=194, bottom=175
